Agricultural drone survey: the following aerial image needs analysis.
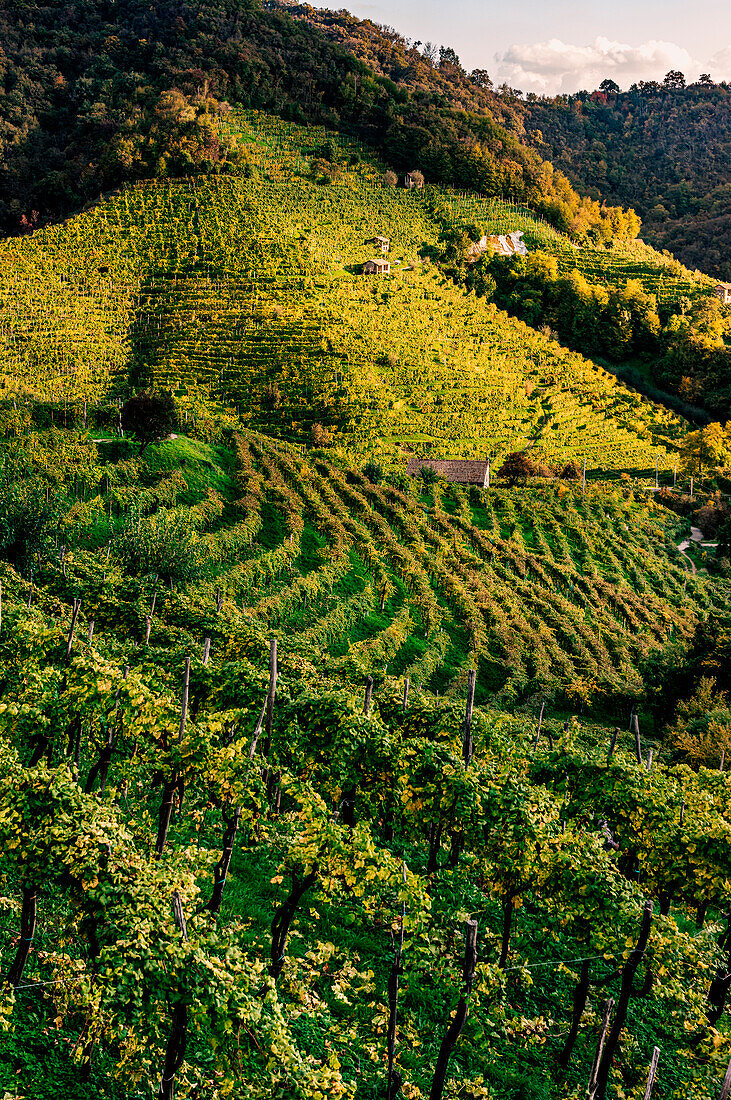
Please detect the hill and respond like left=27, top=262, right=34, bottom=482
left=524, top=79, right=731, bottom=279
left=0, top=111, right=702, bottom=475
left=0, top=416, right=729, bottom=1099
left=0, top=0, right=636, bottom=245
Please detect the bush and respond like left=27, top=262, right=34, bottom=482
left=114, top=509, right=207, bottom=584
left=363, top=461, right=383, bottom=484
left=418, top=465, right=438, bottom=487
left=559, top=460, right=582, bottom=481
left=383, top=170, right=397, bottom=187
left=121, top=392, right=177, bottom=451
left=310, top=423, right=331, bottom=447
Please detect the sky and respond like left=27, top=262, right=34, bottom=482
left=315, top=0, right=731, bottom=94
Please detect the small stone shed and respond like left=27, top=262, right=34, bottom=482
left=368, top=235, right=390, bottom=253
left=363, top=258, right=390, bottom=275
left=404, top=172, right=424, bottom=190
left=406, top=457, right=489, bottom=486
left=715, top=282, right=731, bottom=304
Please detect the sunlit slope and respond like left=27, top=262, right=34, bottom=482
left=0, top=114, right=690, bottom=470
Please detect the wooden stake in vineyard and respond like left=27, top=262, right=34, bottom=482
left=643, top=1047, right=660, bottom=1100
left=462, top=669, right=476, bottom=766
left=263, top=638, right=277, bottom=758
left=718, top=1056, right=731, bottom=1100
left=386, top=864, right=407, bottom=1100
left=631, top=712, right=643, bottom=766
left=587, top=999, right=614, bottom=1097
left=158, top=892, right=189, bottom=1100
left=364, top=674, right=374, bottom=716
left=429, top=921, right=478, bottom=1100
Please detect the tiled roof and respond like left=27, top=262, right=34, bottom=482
left=405, top=458, right=489, bottom=484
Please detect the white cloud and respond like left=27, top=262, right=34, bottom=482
left=494, top=36, right=706, bottom=95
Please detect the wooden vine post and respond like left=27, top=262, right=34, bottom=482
left=429, top=921, right=478, bottom=1100
left=364, top=674, right=374, bottom=716
left=591, top=901, right=653, bottom=1100
left=155, top=657, right=191, bottom=860
left=631, top=712, right=643, bottom=767
left=462, top=670, right=476, bottom=766
left=263, top=638, right=277, bottom=758
left=402, top=676, right=409, bottom=712
left=718, top=1056, right=731, bottom=1100
left=202, top=637, right=211, bottom=666
left=386, top=864, right=406, bottom=1100
left=587, top=999, right=614, bottom=1097
left=607, top=726, right=620, bottom=762
left=158, top=892, right=188, bottom=1100
left=643, top=1047, right=660, bottom=1100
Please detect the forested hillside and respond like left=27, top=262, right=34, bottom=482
left=524, top=80, right=731, bottom=279
left=0, top=0, right=636, bottom=242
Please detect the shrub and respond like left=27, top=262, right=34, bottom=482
left=383, top=170, right=397, bottom=187
left=310, top=423, right=331, bottom=447
left=121, top=391, right=177, bottom=451
left=114, top=509, right=206, bottom=584
left=558, top=460, right=582, bottom=481
left=363, top=461, right=383, bottom=484
left=418, top=465, right=438, bottom=487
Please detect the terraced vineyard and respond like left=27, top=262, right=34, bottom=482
left=12, top=424, right=704, bottom=706
left=0, top=113, right=700, bottom=475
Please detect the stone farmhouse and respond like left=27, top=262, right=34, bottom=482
left=368, top=235, right=390, bottom=253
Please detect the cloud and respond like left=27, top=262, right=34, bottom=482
left=494, top=36, right=705, bottom=94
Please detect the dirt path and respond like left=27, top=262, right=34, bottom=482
left=677, top=526, right=703, bottom=575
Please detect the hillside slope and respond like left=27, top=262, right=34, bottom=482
left=524, top=81, right=731, bottom=278
left=0, top=113, right=700, bottom=475
left=0, top=418, right=729, bottom=1100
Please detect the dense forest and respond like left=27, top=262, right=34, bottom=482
left=523, top=79, right=731, bottom=278
left=0, top=0, right=638, bottom=241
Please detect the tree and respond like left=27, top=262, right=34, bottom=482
left=497, top=451, right=541, bottom=483
left=698, top=73, right=714, bottom=85
left=470, top=69, right=492, bottom=89
left=310, top=423, right=331, bottom=447
left=679, top=422, right=731, bottom=476
left=121, top=391, right=178, bottom=451
left=383, top=170, right=397, bottom=187
left=663, top=70, right=686, bottom=89
left=599, top=79, right=620, bottom=95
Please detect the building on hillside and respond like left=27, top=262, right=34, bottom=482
left=406, top=457, right=490, bottom=486
left=715, top=282, right=731, bottom=304
left=467, top=230, right=529, bottom=262
left=404, top=172, right=424, bottom=190
left=368, top=235, right=390, bottom=253
left=363, top=258, right=390, bottom=275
